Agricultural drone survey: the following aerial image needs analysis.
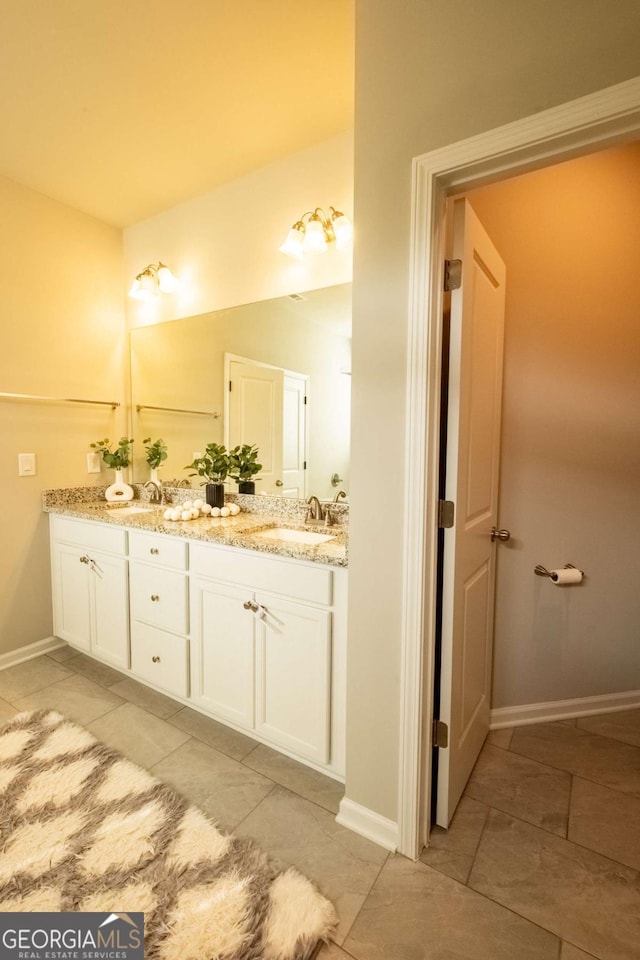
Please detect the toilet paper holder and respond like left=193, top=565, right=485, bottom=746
left=534, top=563, right=584, bottom=581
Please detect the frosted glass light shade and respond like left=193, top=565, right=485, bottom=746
left=279, top=225, right=305, bottom=260
left=303, top=218, right=328, bottom=254
left=332, top=213, right=353, bottom=250
left=129, top=270, right=158, bottom=302
left=157, top=263, right=179, bottom=292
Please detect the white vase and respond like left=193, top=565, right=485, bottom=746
left=149, top=468, right=160, bottom=484
left=105, top=468, right=134, bottom=502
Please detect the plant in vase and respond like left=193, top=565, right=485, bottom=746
left=185, top=443, right=229, bottom=508
left=143, top=437, right=168, bottom=483
left=90, top=437, right=134, bottom=502
left=228, top=444, right=262, bottom=494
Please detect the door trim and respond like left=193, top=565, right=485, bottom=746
left=398, top=76, right=640, bottom=859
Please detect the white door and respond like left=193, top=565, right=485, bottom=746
left=282, top=374, right=307, bottom=497
left=91, top=551, right=129, bottom=668
left=190, top=577, right=255, bottom=728
left=228, top=360, right=284, bottom=494
left=254, top=592, right=331, bottom=764
left=51, top=541, right=92, bottom=651
left=436, top=198, right=507, bottom=827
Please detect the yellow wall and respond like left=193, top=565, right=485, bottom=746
left=349, top=0, right=640, bottom=822
left=468, top=142, right=640, bottom=708
left=0, top=175, right=124, bottom=654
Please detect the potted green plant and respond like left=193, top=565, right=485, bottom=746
left=185, top=443, right=229, bottom=508
left=228, top=444, right=262, bottom=494
left=90, top=437, right=134, bottom=502
left=143, top=437, right=168, bottom=483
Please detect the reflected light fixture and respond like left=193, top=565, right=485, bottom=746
left=279, top=206, right=353, bottom=260
left=128, top=262, right=179, bottom=301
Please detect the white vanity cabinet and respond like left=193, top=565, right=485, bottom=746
left=190, top=542, right=345, bottom=772
left=128, top=531, right=190, bottom=698
left=49, top=512, right=347, bottom=777
left=50, top=516, right=129, bottom=669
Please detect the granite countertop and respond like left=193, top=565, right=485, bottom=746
left=43, top=490, right=348, bottom=568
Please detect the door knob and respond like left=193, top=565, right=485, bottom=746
left=491, top=527, right=511, bottom=543
left=275, top=480, right=284, bottom=487
left=243, top=600, right=259, bottom=612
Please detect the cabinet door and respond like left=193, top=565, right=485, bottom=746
left=51, top=541, right=92, bottom=651
left=255, top=593, right=331, bottom=764
left=91, top=551, right=129, bottom=669
left=190, top=577, right=255, bottom=728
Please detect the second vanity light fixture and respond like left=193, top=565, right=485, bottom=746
left=279, top=206, right=353, bottom=260
left=128, top=262, right=179, bottom=302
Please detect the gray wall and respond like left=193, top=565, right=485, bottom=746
left=348, top=0, right=640, bottom=821
left=468, top=143, right=640, bottom=709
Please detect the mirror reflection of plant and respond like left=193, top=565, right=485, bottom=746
left=185, top=443, right=229, bottom=484
left=143, top=437, right=168, bottom=470
left=228, top=444, right=262, bottom=482
left=90, top=437, right=134, bottom=470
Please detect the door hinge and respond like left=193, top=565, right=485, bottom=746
left=228, top=380, right=232, bottom=392
left=438, top=499, right=455, bottom=528
left=432, top=719, right=449, bottom=749
left=303, top=461, right=307, bottom=470
left=304, top=395, right=308, bottom=405
left=444, top=259, right=462, bottom=292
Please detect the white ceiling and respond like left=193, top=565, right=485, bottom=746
left=0, top=0, right=354, bottom=227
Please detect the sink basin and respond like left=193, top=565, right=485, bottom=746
left=105, top=504, right=154, bottom=516
left=254, top=527, right=335, bottom=546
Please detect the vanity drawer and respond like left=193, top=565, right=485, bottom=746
left=50, top=515, right=127, bottom=555
left=128, top=531, right=188, bottom=570
left=129, top=562, right=189, bottom=634
left=131, top=621, right=188, bottom=698
left=190, top=543, right=332, bottom=606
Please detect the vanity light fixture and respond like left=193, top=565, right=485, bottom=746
left=128, top=262, right=179, bottom=301
left=279, top=207, right=353, bottom=260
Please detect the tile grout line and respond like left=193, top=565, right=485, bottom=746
left=463, top=800, right=491, bottom=887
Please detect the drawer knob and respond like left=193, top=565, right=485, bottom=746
left=243, top=600, right=259, bottom=612
left=151, top=594, right=160, bottom=602
left=152, top=655, right=161, bottom=663
left=79, top=555, right=90, bottom=564
left=150, top=547, right=159, bottom=555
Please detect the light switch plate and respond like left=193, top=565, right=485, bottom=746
left=86, top=452, right=101, bottom=474
left=18, top=453, right=36, bottom=476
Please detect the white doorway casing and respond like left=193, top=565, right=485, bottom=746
left=397, top=77, right=640, bottom=860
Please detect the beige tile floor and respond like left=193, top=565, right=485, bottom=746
left=2, top=650, right=639, bottom=959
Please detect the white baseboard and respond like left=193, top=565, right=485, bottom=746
left=490, top=689, right=640, bottom=729
left=336, top=797, right=398, bottom=852
left=0, top=637, right=65, bottom=671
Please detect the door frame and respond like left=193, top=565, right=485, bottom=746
left=398, top=76, right=640, bottom=859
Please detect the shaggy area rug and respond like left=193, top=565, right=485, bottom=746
left=0, top=710, right=336, bottom=959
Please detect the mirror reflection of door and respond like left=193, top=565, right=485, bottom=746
left=226, top=355, right=308, bottom=497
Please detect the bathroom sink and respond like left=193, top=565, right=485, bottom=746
left=104, top=504, right=155, bottom=516
left=253, top=527, right=336, bottom=546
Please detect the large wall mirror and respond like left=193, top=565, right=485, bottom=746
left=130, top=283, right=351, bottom=501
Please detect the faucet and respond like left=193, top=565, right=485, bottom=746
left=144, top=480, right=163, bottom=504
left=305, top=495, right=324, bottom=525
left=333, top=490, right=347, bottom=503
